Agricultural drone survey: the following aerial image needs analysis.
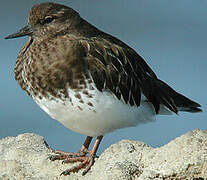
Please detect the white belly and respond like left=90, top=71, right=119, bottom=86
left=34, top=86, right=170, bottom=137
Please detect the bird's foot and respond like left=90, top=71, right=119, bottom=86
left=49, top=136, right=103, bottom=176
left=60, top=153, right=95, bottom=176
left=49, top=149, right=95, bottom=175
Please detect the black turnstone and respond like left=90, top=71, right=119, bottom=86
left=5, top=2, right=202, bottom=175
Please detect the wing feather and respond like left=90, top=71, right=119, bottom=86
left=80, top=37, right=193, bottom=114
left=83, top=38, right=149, bottom=108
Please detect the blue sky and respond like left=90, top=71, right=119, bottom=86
left=1, top=0, right=206, bottom=153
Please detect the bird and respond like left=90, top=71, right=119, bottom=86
left=5, top=2, right=202, bottom=176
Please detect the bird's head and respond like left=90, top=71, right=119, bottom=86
left=5, top=2, right=80, bottom=40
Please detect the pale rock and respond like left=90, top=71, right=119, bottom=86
left=0, top=129, right=206, bottom=180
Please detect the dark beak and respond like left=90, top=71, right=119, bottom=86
left=5, top=25, right=33, bottom=39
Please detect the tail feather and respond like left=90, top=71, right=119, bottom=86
left=171, top=91, right=202, bottom=113
left=178, top=106, right=202, bottom=113
left=142, top=77, right=202, bottom=114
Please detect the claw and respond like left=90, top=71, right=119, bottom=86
left=48, top=154, right=59, bottom=161
left=60, top=169, right=71, bottom=176
left=62, top=159, right=74, bottom=164
left=62, top=160, right=66, bottom=164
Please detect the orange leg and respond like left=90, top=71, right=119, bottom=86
left=49, top=136, right=103, bottom=176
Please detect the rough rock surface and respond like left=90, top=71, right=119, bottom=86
left=0, top=129, right=207, bottom=180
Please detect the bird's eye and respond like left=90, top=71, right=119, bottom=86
left=42, top=16, right=55, bottom=24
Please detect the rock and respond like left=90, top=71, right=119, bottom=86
left=0, top=129, right=207, bottom=180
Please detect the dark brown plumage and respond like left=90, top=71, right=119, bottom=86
left=5, top=2, right=202, bottom=176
